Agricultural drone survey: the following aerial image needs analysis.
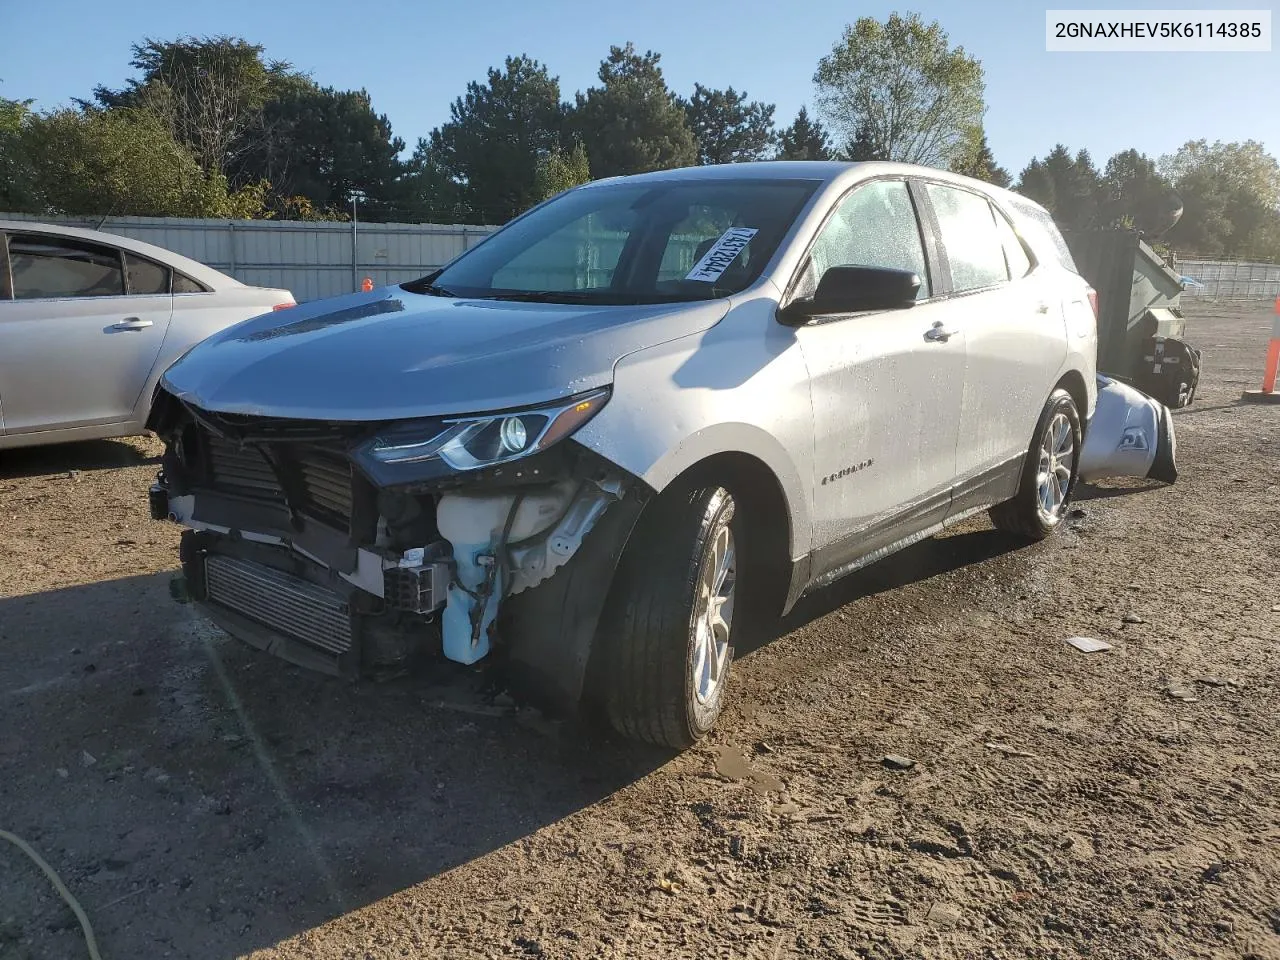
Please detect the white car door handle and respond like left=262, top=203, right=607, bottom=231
left=112, top=317, right=153, bottom=331
left=923, top=321, right=956, bottom=343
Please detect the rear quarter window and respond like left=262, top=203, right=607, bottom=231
left=125, top=253, right=171, bottom=295
left=173, top=272, right=210, bottom=294
left=1007, top=197, right=1078, bottom=273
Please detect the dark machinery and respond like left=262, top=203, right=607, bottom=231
left=1064, top=197, right=1202, bottom=409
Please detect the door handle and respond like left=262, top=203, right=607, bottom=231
left=111, top=317, right=153, bottom=331
left=923, top=321, right=956, bottom=343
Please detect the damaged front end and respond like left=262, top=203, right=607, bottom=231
left=146, top=387, right=648, bottom=705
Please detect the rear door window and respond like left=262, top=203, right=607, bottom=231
left=125, top=253, right=172, bottom=295
left=924, top=184, right=1008, bottom=292
left=9, top=235, right=125, bottom=299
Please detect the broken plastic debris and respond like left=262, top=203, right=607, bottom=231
left=1065, top=636, right=1113, bottom=653
left=882, top=754, right=916, bottom=771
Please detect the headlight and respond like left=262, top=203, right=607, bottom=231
left=354, top=388, right=610, bottom=483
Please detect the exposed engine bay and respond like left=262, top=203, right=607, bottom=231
left=145, top=387, right=648, bottom=704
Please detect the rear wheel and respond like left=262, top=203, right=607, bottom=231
left=990, top=389, right=1082, bottom=540
left=602, top=485, right=739, bottom=748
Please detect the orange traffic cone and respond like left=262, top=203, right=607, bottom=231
left=361, top=277, right=374, bottom=292
left=1242, top=295, right=1280, bottom=403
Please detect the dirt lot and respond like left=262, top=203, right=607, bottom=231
left=1, top=301, right=1278, bottom=960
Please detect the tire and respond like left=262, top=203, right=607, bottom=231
left=1147, top=404, right=1179, bottom=484
left=602, top=485, right=740, bottom=748
left=989, top=389, right=1082, bottom=540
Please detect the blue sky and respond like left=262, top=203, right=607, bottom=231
left=1, top=0, right=1274, bottom=176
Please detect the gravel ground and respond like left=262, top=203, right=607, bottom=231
left=1, top=301, right=1278, bottom=960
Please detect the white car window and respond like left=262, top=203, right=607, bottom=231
left=173, top=272, right=210, bottom=294
left=9, top=235, right=125, bottom=299
left=490, top=210, right=628, bottom=292
left=925, top=184, right=1008, bottom=292
left=657, top=204, right=741, bottom=282
left=992, top=206, right=1033, bottom=279
left=805, top=180, right=931, bottom=300
left=125, top=253, right=172, bottom=295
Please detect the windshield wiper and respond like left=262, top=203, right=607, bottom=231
left=486, top=290, right=617, bottom=303
left=483, top=290, right=686, bottom=305
left=415, top=282, right=459, bottom=298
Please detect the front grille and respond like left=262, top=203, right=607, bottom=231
left=205, top=434, right=282, bottom=501
left=199, top=432, right=354, bottom=528
left=205, top=554, right=353, bottom=656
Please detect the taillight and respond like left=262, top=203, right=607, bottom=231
left=1086, top=287, right=1099, bottom=320
left=272, top=302, right=295, bottom=311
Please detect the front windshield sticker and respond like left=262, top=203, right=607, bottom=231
left=685, top=227, right=759, bottom=282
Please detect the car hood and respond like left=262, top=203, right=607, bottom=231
left=160, top=288, right=730, bottom=420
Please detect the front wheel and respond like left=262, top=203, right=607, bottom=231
left=602, top=485, right=739, bottom=748
left=990, top=389, right=1082, bottom=540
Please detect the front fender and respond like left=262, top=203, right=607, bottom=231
left=572, top=297, right=814, bottom=560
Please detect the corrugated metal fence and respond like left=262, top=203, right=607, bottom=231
left=1176, top=258, right=1280, bottom=301
left=0, top=213, right=500, bottom=302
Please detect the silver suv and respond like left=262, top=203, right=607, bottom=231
left=148, top=161, right=1097, bottom=748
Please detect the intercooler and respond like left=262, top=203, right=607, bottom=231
left=204, top=554, right=353, bottom=656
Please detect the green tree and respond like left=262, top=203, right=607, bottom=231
left=1159, top=139, right=1280, bottom=258
left=88, top=36, right=405, bottom=220
left=425, top=55, right=567, bottom=223
left=682, top=83, right=775, bottom=164
left=14, top=107, right=264, bottom=218
left=842, top=119, right=885, bottom=161
left=1016, top=145, right=1103, bottom=230
left=1016, top=158, right=1055, bottom=210
left=533, top=142, right=592, bottom=203
left=775, top=106, right=831, bottom=160
left=91, top=36, right=297, bottom=180
left=572, top=43, right=697, bottom=178
left=1099, top=149, right=1177, bottom=234
left=950, top=127, right=1011, bottom=187
left=814, top=12, right=985, bottom=167
left=1160, top=139, right=1280, bottom=205
left=241, top=84, right=406, bottom=219
left=400, top=141, right=469, bottom=224
left=0, top=97, right=38, bottom=211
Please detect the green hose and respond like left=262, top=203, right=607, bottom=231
left=0, top=828, right=102, bottom=960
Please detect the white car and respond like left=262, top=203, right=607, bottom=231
left=148, top=161, right=1100, bottom=748
left=0, top=220, right=294, bottom=450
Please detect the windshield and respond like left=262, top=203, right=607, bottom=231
left=406, top=178, right=819, bottom=305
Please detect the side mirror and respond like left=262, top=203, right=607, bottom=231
left=778, top=265, right=921, bottom=325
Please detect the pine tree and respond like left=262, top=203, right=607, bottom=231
left=776, top=106, right=832, bottom=161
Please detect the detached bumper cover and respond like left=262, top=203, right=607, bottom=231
left=1079, top=375, right=1178, bottom=484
